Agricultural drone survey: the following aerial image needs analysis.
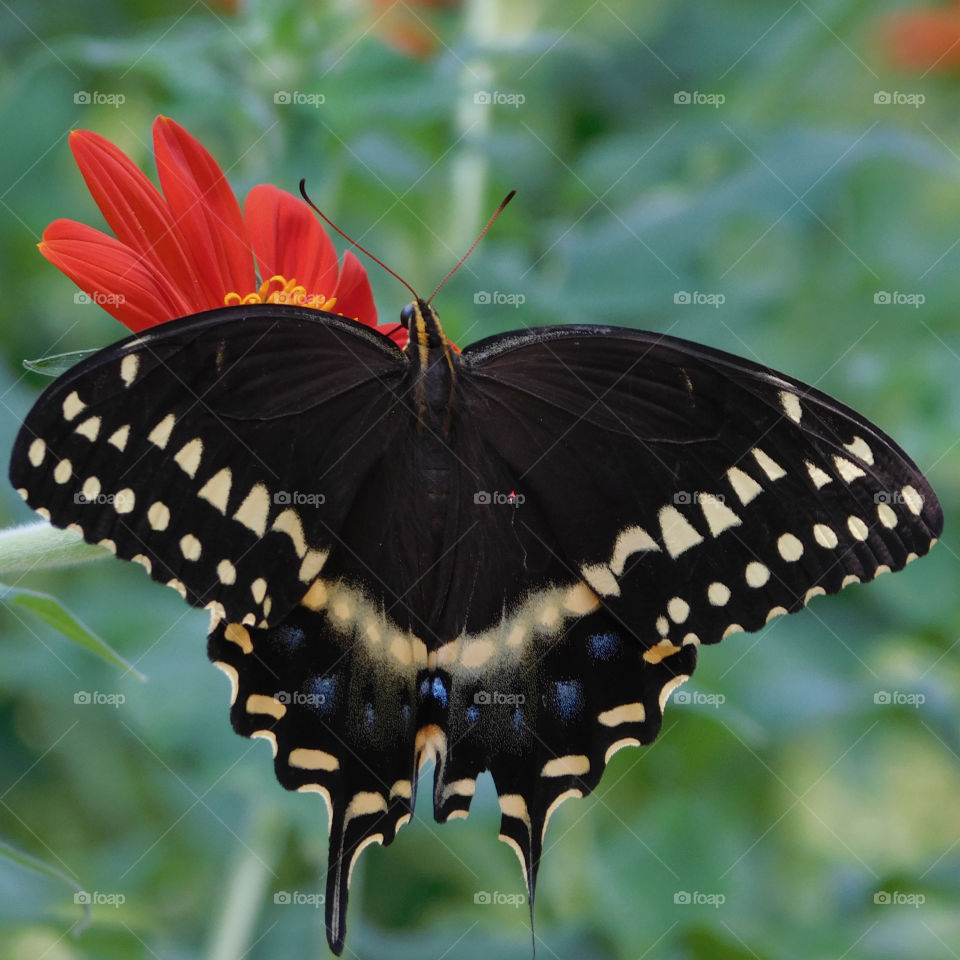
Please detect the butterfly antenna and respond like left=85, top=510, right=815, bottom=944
left=427, top=190, right=516, bottom=305
left=299, top=180, right=419, bottom=301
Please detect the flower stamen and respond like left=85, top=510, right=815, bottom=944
left=224, top=274, right=337, bottom=312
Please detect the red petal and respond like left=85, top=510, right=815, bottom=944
left=332, top=250, right=378, bottom=326
left=40, top=220, right=186, bottom=331
left=152, top=116, right=255, bottom=305
left=244, top=185, right=339, bottom=295
left=68, top=130, right=206, bottom=316
left=376, top=323, right=409, bottom=349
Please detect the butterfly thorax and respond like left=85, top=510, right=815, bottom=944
left=402, top=299, right=458, bottom=434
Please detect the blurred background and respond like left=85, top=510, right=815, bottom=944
left=1, top=0, right=959, bottom=958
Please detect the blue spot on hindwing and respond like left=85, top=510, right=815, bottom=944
left=552, top=679, right=582, bottom=720
left=306, top=675, right=336, bottom=714
left=431, top=676, right=449, bottom=709
left=587, top=632, right=620, bottom=661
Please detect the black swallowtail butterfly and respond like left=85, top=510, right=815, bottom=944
left=9, top=296, right=942, bottom=953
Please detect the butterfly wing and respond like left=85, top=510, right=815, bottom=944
left=426, top=324, right=941, bottom=898
left=10, top=304, right=410, bottom=627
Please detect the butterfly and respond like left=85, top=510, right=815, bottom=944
left=9, top=291, right=942, bottom=953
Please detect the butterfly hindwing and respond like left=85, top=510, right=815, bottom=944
left=10, top=305, right=410, bottom=627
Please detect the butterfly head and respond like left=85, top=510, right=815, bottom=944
left=401, top=298, right=447, bottom=353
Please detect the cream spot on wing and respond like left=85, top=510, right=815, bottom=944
left=442, top=778, right=477, bottom=802
left=16, top=488, right=28, bottom=500
left=98, top=537, right=115, bottom=553
left=875, top=564, right=891, bottom=576
left=461, top=639, right=496, bottom=669
left=841, top=574, right=860, bottom=588
left=179, top=533, right=202, bottom=561
left=834, top=456, right=865, bottom=483
left=272, top=509, right=307, bottom=557
left=331, top=593, right=353, bottom=622
left=75, top=416, right=101, bottom=441
left=148, top=413, right=176, bottom=449
left=777, top=533, right=804, bottom=562
left=120, top=353, right=140, bottom=386
left=598, top=702, right=646, bottom=726
left=114, top=488, right=135, bottom=514
left=205, top=600, right=226, bottom=630
left=148, top=501, right=170, bottom=531
left=250, top=578, right=267, bottom=604
left=752, top=447, right=786, bottom=480
left=605, top=738, right=641, bottom=764
left=723, top=623, right=744, bottom=638
left=251, top=730, right=277, bottom=757
left=108, top=424, right=130, bottom=451
left=727, top=466, right=763, bottom=505
left=580, top=563, right=620, bottom=597
left=805, top=460, right=832, bottom=489
left=224, top=623, right=253, bottom=653
left=813, top=523, right=838, bottom=549
left=166, top=579, right=187, bottom=599
left=682, top=632, right=700, bottom=645
left=212, top=660, right=239, bottom=705
left=198, top=467, right=232, bottom=514
left=246, top=694, right=286, bottom=719
left=901, top=485, right=923, bottom=516
left=27, top=438, right=45, bottom=467
left=766, top=606, right=787, bottom=622
left=66, top=523, right=83, bottom=535
left=847, top=516, right=869, bottom=541
left=745, top=561, right=770, bottom=588
left=780, top=390, right=802, bottom=423
left=390, top=633, right=412, bottom=666
left=667, top=596, right=690, bottom=623
left=298, top=548, right=327, bottom=583
left=289, top=748, right=339, bottom=771
left=498, top=794, right=530, bottom=827
left=699, top=494, right=741, bottom=537
left=656, top=615, right=670, bottom=637
left=609, top=526, right=660, bottom=575
left=542, top=788, right=582, bottom=841
left=217, top=559, right=237, bottom=585
left=53, top=459, right=72, bottom=484
left=643, top=642, right=681, bottom=664
left=537, top=602, right=560, bottom=629
left=707, top=581, right=730, bottom=606
left=62, top=391, right=85, bottom=421
left=804, top=586, right=826, bottom=604
left=844, top=435, right=874, bottom=466
left=877, top=503, right=897, bottom=528
left=541, top=754, right=590, bottom=777
left=659, top=505, right=703, bottom=558
left=233, top=483, right=270, bottom=536
left=301, top=580, right=328, bottom=611
left=658, top=674, right=689, bottom=712
left=174, top=438, right=203, bottom=478
left=906, top=552, right=919, bottom=563
left=390, top=779, right=412, bottom=799
left=82, top=476, right=101, bottom=501
left=563, top=582, right=600, bottom=615
left=345, top=791, right=388, bottom=822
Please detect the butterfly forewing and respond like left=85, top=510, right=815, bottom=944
left=10, top=306, right=410, bottom=628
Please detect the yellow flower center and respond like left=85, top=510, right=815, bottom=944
left=224, top=274, right=337, bottom=311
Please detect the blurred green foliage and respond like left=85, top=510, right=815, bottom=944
left=1, top=0, right=958, bottom=958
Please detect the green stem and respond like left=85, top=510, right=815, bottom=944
left=0, top=521, right=111, bottom=575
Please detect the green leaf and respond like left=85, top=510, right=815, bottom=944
left=0, top=837, right=90, bottom=934
left=1, top=582, right=146, bottom=681
left=23, top=348, right=99, bottom=377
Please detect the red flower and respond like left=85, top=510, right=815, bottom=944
left=881, top=1, right=960, bottom=71
left=39, top=116, right=408, bottom=348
